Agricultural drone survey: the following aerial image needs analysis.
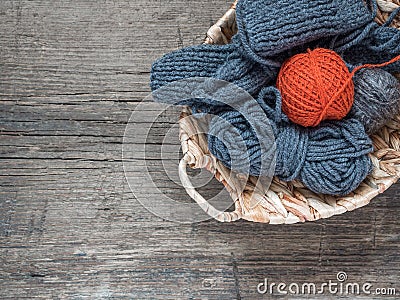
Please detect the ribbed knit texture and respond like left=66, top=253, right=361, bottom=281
left=207, top=98, right=276, bottom=177
left=208, top=87, right=374, bottom=196
left=150, top=43, right=236, bottom=91
left=150, top=39, right=276, bottom=103
left=214, top=46, right=275, bottom=96
left=235, top=0, right=373, bottom=61
left=150, top=0, right=399, bottom=106
left=148, top=0, right=400, bottom=196
left=341, top=24, right=400, bottom=73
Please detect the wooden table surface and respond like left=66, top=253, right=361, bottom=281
left=1, top=1, right=399, bottom=299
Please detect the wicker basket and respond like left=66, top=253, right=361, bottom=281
left=178, top=0, right=400, bottom=224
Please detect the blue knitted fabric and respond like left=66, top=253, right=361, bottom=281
left=150, top=0, right=399, bottom=105
left=150, top=39, right=277, bottom=100
left=340, top=24, right=400, bottom=73
left=235, top=0, right=373, bottom=63
left=208, top=87, right=374, bottom=196
left=150, top=43, right=236, bottom=91
left=148, top=0, right=399, bottom=196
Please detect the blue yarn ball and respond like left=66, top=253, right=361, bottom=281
left=208, top=101, right=276, bottom=176
left=147, top=0, right=400, bottom=197
left=208, top=89, right=374, bottom=196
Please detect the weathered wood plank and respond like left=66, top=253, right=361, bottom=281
left=0, top=0, right=399, bottom=299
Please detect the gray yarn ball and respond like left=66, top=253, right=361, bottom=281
left=350, top=68, right=400, bottom=135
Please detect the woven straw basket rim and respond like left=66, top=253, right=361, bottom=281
left=178, top=0, right=400, bottom=224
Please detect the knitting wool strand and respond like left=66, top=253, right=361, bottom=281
left=277, top=48, right=400, bottom=127
left=350, top=68, right=400, bottom=134
left=150, top=0, right=399, bottom=110
left=208, top=87, right=374, bottom=196
left=341, top=24, right=400, bottom=74
left=277, top=48, right=354, bottom=127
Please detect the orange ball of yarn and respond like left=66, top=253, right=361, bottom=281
left=277, top=48, right=354, bottom=127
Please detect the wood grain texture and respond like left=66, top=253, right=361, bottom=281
left=0, top=0, right=399, bottom=299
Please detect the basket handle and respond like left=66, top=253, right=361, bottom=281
left=178, top=155, right=242, bottom=222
